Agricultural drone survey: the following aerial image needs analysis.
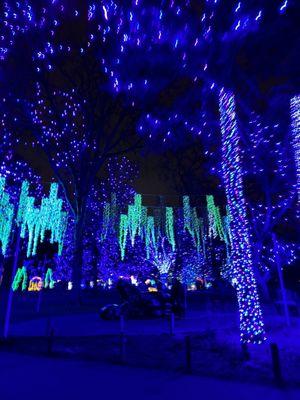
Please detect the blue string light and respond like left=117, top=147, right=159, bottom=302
left=219, top=89, right=266, bottom=344
left=290, top=95, right=300, bottom=207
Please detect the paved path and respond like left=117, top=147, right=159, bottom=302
left=9, top=311, right=238, bottom=338
left=0, top=352, right=299, bottom=400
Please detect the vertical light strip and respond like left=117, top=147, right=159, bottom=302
left=0, top=177, right=15, bottom=255
left=219, top=89, right=266, bottom=344
left=165, top=207, right=176, bottom=251
left=290, top=95, right=300, bottom=205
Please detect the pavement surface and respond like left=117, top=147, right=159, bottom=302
left=0, top=352, right=299, bottom=400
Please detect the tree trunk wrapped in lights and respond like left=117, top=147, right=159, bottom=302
left=290, top=95, right=300, bottom=207
left=219, top=89, right=266, bottom=344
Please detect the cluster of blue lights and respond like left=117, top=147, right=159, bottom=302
left=219, top=89, right=266, bottom=344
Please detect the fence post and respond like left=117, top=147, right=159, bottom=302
left=120, top=314, right=125, bottom=335
left=273, top=234, right=290, bottom=327
left=185, top=335, right=192, bottom=373
left=36, top=255, right=47, bottom=314
left=170, top=312, right=175, bottom=336
left=270, top=343, right=283, bottom=385
left=47, top=327, right=54, bottom=355
left=36, top=290, right=42, bottom=313
left=3, top=231, right=21, bottom=339
left=241, top=343, right=250, bottom=361
left=119, top=333, right=126, bottom=364
left=46, top=317, right=52, bottom=336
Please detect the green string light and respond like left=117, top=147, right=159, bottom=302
left=128, top=194, right=142, bottom=246
left=145, top=216, right=156, bottom=259
left=223, top=208, right=232, bottom=246
left=0, top=177, right=15, bottom=256
left=150, top=237, right=175, bottom=280
left=165, top=207, right=176, bottom=251
left=182, top=196, right=206, bottom=256
left=101, top=193, right=118, bottom=243
left=12, top=266, right=28, bottom=291
left=139, top=206, right=148, bottom=239
left=44, top=268, right=55, bottom=289
left=16, top=180, right=30, bottom=226
left=183, top=196, right=193, bottom=236
left=153, top=208, right=162, bottom=238
left=18, top=181, right=68, bottom=257
left=116, top=193, right=228, bottom=262
left=206, top=195, right=227, bottom=242
left=199, top=217, right=206, bottom=258
left=119, top=214, right=129, bottom=260
left=191, top=207, right=202, bottom=254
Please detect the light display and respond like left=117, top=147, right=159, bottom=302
left=94, top=158, right=137, bottom=281
left=219, top=89, right=265, bottom=344
left=183, top=196, right=204, bottom=253
left=0, top=177, right=15, bottom=255
left=183, top=196, right=193, bottom=236
left=178, top=211, right=206, bottom=286
left=0, top=2, right=296, bottom=353
left=0, top=1, right=64, bottom=61
left=119, top=214, right=129, bottom=261
left=128, top=194, right=142, bottom=246
left=196, top=214, right=206, bottom=257
left=119, top=194, right=156, bottom=260
left=223, top=207, right=232, bottom=246
left=150, top=237, right=175, bottom=283
left=25, top=26, right=148, bottom=289
left=290, top=95, right=300, bottom=206
left=9, top=0, right=290, bottom=157
left=85, top=1, right=291, bottom=100
left=16, top=180, right=30, bottom=226
left=183, top=195, right=229, bottom=257
left=44, top=268, right=55, bottom=289
left=12, top=266, right=28, bottom=291
left=222, top=208, right=232, bottom=276
left=191, top=208, right=201, bottom=254
left=184, top=198, right=205, bottom=256
left=0, top=125, right=42, bottom=203
left=28, top=276, right=43, bottom=292
left=165, top=207, right=176, bottom=252
left=117, top=191, right=230, bottom=260
left=101, top=202, right=111, bottom=242
left=118, top=191, right=227, bottom=263
left=241, top=110, right=297, bottom=281
left=207, top=195, right=218, bottom=239
left=145, top=216, right=156, bottom=260
left=206, top=195, right=227, bottom=243
left=17, top=181, right=68, bottom=258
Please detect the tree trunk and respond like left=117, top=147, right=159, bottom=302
left=256, top=273, right=271, bottom=302
left=219, top=91, right=265, bottom=344
left=71, top=214, right=85, bottom=301
left=0, top=229, right=21, bottom=339
left=273, top=234, right=290, bottom=327
left=252, top=242, right=271, bottom=302
left=92, top=243, right=100, bottom=290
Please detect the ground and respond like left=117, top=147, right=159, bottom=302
left=1, top=352, right=299, bottom=400
left=0, top=289, right=300, bottom=397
